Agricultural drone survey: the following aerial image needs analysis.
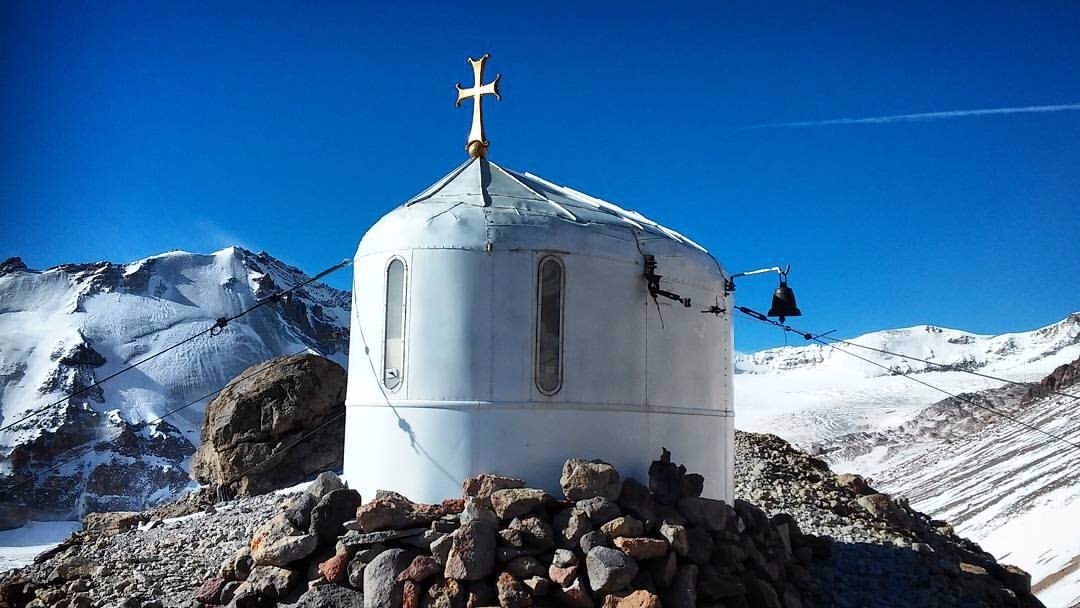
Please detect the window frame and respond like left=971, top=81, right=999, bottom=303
left=534, top=255, right=565, bottom=396
left=382, top=256, right=408, bottom=392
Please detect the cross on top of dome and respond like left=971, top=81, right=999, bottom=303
left=455, top=54, right=501, bottom=159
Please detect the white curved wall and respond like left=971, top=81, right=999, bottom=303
left=344, top=246, right=734, bottom=503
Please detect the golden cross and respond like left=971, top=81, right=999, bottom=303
left=455, top=53, right=501, bottom=158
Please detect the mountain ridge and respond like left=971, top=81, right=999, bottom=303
left=0, top=247, right=351, bottom=520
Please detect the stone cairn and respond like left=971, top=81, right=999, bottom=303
left=194, top=451, right=823, bottom=607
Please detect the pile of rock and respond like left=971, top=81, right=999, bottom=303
left=195, top=451, right=821, bottom=607
left=734, top=430, right=1043, bottom=608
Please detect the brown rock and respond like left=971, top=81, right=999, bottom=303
left=561, top=459, right=622, bottom=501
left=496, top=571, right=533, bottom=608
left=856, top=494, right=909, bottom=527
left=600, top=516, right=644, bottom=539
left=190, top=354, right=346, bottom=495
left=403, top=580, right=421, bottom=608
left=357, top=491, right=445, bottom=532
left=835, top=473, right=872, bottom=495
left=558, top=576, right=596, bottom=608
left=399, top=555, right=443, bottom=583
left=318, top=553, right=349, bottom=584
left=613, top=537, right=668, bottom=560
left=426, top=578, right=466, bottom=608
left=490, top=488, right=550, bottom=520
left=601, top=590, right=662, bottom=608
left=997, top=564, right=1032, bottom=595
left=463, top=474, right=525, bottom=508
left=81, top=511, right=146, bottom=536
left=549, top=564, right=579, bottom=587
left=194, top=577, right=226, bottom=604
left=959, top=562, right=989, bottom=576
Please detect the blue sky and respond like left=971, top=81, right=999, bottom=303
left=2, top=1, right=1078, bottom=351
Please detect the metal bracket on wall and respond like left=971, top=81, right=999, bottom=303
left=643, top=254, right=692, bottom=307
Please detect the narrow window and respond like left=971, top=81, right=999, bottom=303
left=383, top=259, right=406, bottom=390
left=536, top=256, right=564, bottom=394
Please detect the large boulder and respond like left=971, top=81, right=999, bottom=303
left=190, top=354, right=346, bottom=496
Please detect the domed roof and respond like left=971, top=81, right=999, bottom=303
left=358, top=157, right=723, bottom=280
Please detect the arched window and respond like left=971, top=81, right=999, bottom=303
left=383, top=258, right=406, bottom=390
left=536, top=256, right=564, bottom=394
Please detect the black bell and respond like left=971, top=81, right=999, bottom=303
left=767, top=279, right=801, bottom=322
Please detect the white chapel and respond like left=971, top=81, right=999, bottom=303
left=343, top=55, right=735, bottom=503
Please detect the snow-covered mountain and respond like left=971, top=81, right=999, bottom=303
left=0, top=247, right=350, bottom=520
left=733, top=313, right=1080, bottom=606
left=735, top=314, right=1080, bottom=446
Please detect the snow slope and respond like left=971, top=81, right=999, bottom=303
left=734, top=313, right=1080, bottom=606
left=735, top=314, right=1080, bottom=446
left=0, top=247, right=350, bottom=518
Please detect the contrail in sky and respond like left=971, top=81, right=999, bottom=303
left=745, top=103, right=1080, bottom=129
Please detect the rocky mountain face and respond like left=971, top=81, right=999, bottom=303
left=734, top=314, right=1080, bottom=607
left=0, top=248, right=350, bottom=522
left=0, top=445, right=1043, bottom=608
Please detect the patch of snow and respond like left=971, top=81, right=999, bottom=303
left=0, top=521, right=82, bottom=572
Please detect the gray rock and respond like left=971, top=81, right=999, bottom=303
left=295, top=584, right=364, bottom=607
left=245, top=565, right=300, bottom=600
left=554, top=508, right=593, bottom=548
left=552, top=548, right=577, bottom=568
left=677, top=497, right=729, bottom=532
left=459, top=497, right=499, bottom=527
left=340, top=527, right=426, bottom=549
left=561, top=458, right=623, bottom=501
left=507, top=515, right=555, bottom=549
left=490, top=488, right=549, bottom=520
left=580, top=530, right=611, bottom=553
left=585, top=546, right=639, bottom=595
left=307, top=471, right=347, bottom=500
left=684, top=526, right=713, bottom=565
left=648, top=448, right=688, bottom=505
left=576, top=496, right=621, bottom=524
left=506, top=555, right=547, bottom=579
left=309, top=488, right=363, bottom=543
left=618, top=479, right=657, bottom=525
left=430, top=532, right=454, bottom=565
left=250, top=513, right=319, bottom=566
left=284, top=492, right=318, bottom=531
left=444, top=520, right=496, bottom=580
left=659, top=523, right=688, bottom=557
left=663, top=563, right=698, bottom=608
left=363, top=548, right=410, bottom=608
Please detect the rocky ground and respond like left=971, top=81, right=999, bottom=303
left=0, top=436, right=1042, bottom=608
left=735, top=431, right=1039, bottom=607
